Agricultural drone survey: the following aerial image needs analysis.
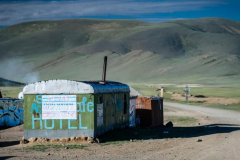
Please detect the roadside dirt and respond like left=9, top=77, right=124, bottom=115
left=1, top=102, right=240, bottom=160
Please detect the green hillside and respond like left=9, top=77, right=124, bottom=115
left=0, top=17, right=239, bottom=86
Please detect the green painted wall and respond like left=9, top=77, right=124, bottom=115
left=24, top=92, right=130, bottom=137
left=24, top=94, right=94, bottom=130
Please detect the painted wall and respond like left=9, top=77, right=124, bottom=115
left=24, top=94, right=94, bottom=130
left=0, top=99, right=23, bottom=126
left=24, top=92, right=130, bottom=138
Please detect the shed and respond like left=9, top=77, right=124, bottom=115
left=134, top=96, right=163, bottom=128
left=23, top=79, right=130, bottom=139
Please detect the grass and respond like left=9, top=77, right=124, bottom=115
left=26, top=144, right=87, bottom=152
left=204, top=103, right=240, bottom=111
left=0, top=86, right=24, bottom=98
left=163, top=108, right=171, bottom=112
left=129, top=82, right=240, bottom=100
left=128, top=83, right=172, bottom=98
left=164, top=85, right=240, bottom=99
left=128, top=83, right=160, bottom=96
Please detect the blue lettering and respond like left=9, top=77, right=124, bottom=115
left=82, top=97, right=87, bottom=112
left=31, top=103, right=41, bottom=113
left=60, top=119, right=62, bottom=129
left=87, top=102, right=94, bottom=112
left=36, top=95, right=42, bottom=104
left=68, top=119, right=77, bottom=129
left=32, top=114, right=42, bottom=129
left=31, top=103, right=37, bottom=113
left=30, top=95, right=94, bottom=130
left=44, top=119, right=54, bottom=129
left=79, top=114, right=87, bottom=129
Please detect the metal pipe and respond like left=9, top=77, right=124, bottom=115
left=101, top=56, right=107, bottom=84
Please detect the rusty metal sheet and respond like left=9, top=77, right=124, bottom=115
left=135, top=97, right=151, bottom=110
left=151, top=99, right=164, bottom=127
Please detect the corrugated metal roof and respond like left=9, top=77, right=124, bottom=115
left=23, top=79, right=130, bottom=94
left=83, top=81, right=130, bottom=94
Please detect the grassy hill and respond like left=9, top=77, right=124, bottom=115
left=0, top=17, right=239, bottom=86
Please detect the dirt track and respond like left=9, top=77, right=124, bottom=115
left=163, top=102, right=240, bottom=160
left=1, top=102, right=240, bottom=160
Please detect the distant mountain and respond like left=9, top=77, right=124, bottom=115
left=0, top=77, right=25, bottom=86
left=0, top=26, right=7, bottom=29
left=0, top=18, right=239, bottom=84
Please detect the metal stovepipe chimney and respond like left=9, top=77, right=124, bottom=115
left=100, top=56, right=107, bottom=84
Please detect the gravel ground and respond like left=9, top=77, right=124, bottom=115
left=1, top=102, right=240, bottom=160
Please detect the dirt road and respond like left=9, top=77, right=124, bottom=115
left=163, top=102, right=240, bottom=160
left=0, top=102, right=240, bottom=160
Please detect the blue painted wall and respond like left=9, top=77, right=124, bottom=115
left=0, top=99, right=23, bottom=126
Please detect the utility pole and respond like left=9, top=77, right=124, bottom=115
left=183, top=86, right=191, bottom=101
left=156, top=88, right=164, bottom=97
left=160, top=87, right=163, bottom=97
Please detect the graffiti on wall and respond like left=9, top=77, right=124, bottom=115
left=29, top=95, right=94, bottom=130
left=0, top=99, right=23, bottom=126
left=129, top=99, right=136, bottom=127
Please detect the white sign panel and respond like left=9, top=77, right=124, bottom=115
left=42, top=95, right=77, bottom=119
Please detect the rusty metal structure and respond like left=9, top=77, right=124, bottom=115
left=132, top=96, right=164, bottom=128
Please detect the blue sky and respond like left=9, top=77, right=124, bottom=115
left=0, top=0, right=239, bottom=26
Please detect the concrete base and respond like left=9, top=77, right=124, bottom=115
left=24, top=129, right=94, bottom=139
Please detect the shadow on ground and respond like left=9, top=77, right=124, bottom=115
left=98, top=124, right=240, bottom=143
left=0, top=126, right=15, bottom=130
left=0, top=156, right=17, bottom=160
left=0, top=126, right=23, bottom=148
left=0, top=141, right=20, bottom=148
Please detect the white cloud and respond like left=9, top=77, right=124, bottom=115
left=0, top=0, right=223, bottom=26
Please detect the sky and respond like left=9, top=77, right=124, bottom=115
left=0, top=0, right=239, bottom=26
